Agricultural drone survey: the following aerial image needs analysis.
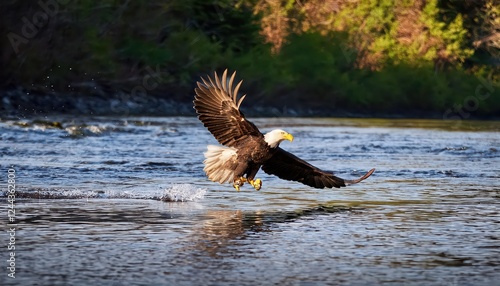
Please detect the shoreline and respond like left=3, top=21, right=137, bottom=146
left=1, top=87, right=498, bottom=121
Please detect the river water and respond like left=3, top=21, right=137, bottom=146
left=0, top=116, right=499, bottom=286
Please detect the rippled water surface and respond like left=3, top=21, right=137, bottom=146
left=1, top=116, right=499, bottom=286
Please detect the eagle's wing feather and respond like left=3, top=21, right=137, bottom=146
left=262, top=148, right=375, bottom=189
left=194, top=69, right=262, bottom=147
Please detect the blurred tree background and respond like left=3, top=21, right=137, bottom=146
left=1, top=0, right=499, bottom=117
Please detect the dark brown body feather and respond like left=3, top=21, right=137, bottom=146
left=193, top=70, right=374, bottom=189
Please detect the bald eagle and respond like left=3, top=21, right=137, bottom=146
left=193, top=70, right=375, bottom=191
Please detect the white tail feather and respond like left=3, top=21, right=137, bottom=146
left=203, top=145, right=237, bottom=183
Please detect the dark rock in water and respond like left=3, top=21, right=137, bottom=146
left=32, top=120, right=64, bottom=129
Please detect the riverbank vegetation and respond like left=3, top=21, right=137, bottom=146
left=1, top=0, right=498, bottom=118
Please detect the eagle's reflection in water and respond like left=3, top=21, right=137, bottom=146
left=180, top=205, right=352, bottom=260
left=184, top=210, right=265, bottom=258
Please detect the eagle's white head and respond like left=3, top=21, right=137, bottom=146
left=264, top=129, right=294, bottom=148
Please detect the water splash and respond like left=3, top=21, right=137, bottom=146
left=160, top=184, right=207, bottom=202
left=2, top=184, right=206, bottom=202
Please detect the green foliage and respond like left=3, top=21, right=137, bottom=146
left=0, top=0, right=498, bottom=117
left=166, top=0, right=261, bottom=52
left=420, top=0, right=473, bottom=63
left=233, top=29, right=499, bottom=116
left=120, top=39, right=172, bottom=65
left=83, top=28, right=119, bottom=74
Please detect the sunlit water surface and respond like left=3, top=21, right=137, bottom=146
left=0, top=116, right=499, bottom=286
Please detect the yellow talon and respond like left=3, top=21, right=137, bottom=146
left=233, top=184, right=240, bottom=191
left=249, top=179, right=262, bottom=191
left=233, top=177, right=257, bottom=191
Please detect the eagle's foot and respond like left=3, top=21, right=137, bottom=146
left=249, top=179, right=262, bottom=191
left=233, top=177, right=247, bottom=191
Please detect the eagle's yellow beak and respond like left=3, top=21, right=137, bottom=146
left=284, top=133, right=294, bottom=142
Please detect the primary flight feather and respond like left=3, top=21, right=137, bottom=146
left=193, top=69, right=375, bottom=191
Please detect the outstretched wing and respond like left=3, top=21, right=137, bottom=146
left=262, top=148, right=375, bottom=188
left=194, top=69, right=262, bottom=147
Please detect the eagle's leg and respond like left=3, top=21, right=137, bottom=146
left=233, top=177, right=247, bottom=191
left=246, top=167, right=262, bottom=191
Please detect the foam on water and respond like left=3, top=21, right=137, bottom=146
left=64, top=124, right=112, bottom=137
left=2, top=184, right=207, bottom=202
left=160, top=184, right=207, bottom=202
